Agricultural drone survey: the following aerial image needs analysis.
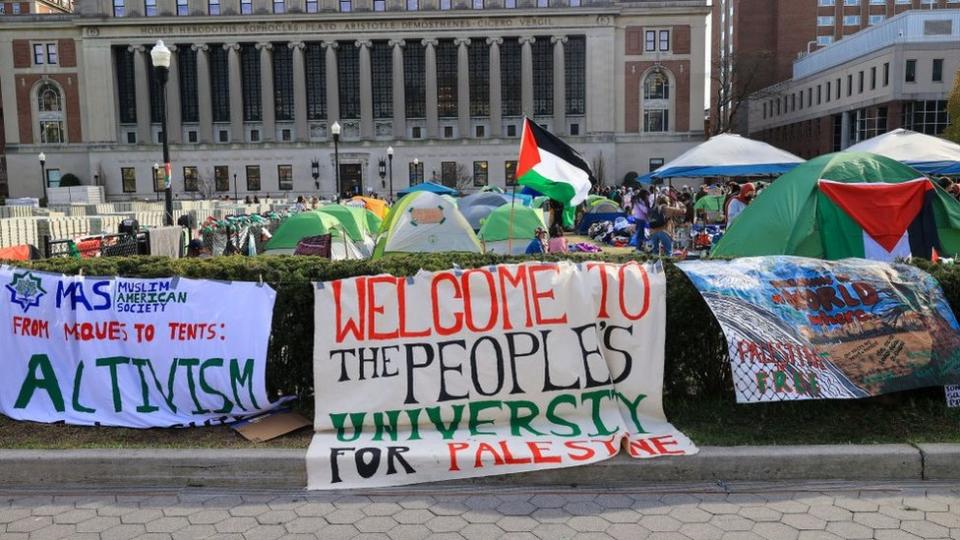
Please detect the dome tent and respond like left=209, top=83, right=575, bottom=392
left=712, top=152, right=960, bottom=261
left=846, top=129, right=960, bottom=176
left=373, top=191, right=482, bottom=258
left=459, top=192, right=508, bottom=230
left=264, top=210, right=364, bottom=260
left=317, top=203, right=377, bottom=256
left=478, top=205, right=547, bottom=255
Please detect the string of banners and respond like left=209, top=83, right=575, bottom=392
left=307, top=261, right=698, bottom=489
left=0, top=266, right=277, bottom=427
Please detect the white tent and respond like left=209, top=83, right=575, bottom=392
left=846, top=129, right=960, bottom=176
left=645, top=133, right=804, bottom=180
left=373, top=191, right=483, bottom=257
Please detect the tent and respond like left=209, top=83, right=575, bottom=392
left=459, top=192, right=508, bottom=230
left=480, top=185, right=505, bottom=194
left=349, top=196, right=390, bottom=220
left=264, top=210, right=364, bottom=259
left=712, top=152, right=960, bottom=260
left=317, top=204, right=377, bottom=256
left=578, top=197, right=626, bottom=233
left=397, top=181, right=458, bottom=197
left=478, top=205, right=547, bottom=255
left=846, top=129, right=960, bottom=176
left=364, top=209, right=383, bottom=236
left=693, top=194, right=725, bottom=223
left=373, top=191, right=482, bottom=258
left=0, top=244, right=40, bottom=261
left=650, top=133, right=804, bottom=179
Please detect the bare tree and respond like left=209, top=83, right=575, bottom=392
left=711, top=50, right=779, bottom=135
left=195, top=168, right=218, bottom=200
left=455, top=164, right=474, bottom=193
left=944, top=68, right=960, bottom=144
left=591, top=152, right=606, bottom=189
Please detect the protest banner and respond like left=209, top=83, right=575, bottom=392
left=307, top=261, right=697, bottom=489
left=0, top=266, right=277, bottom=427
left=677, top=256, right=960, bottom=403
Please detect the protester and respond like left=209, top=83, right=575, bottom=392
left=292, top=196, right=307, bottom=213
left=525, top=227, right=548, bottom=254
left=648, top=195, right=686, bottom=256
left=548, top=223, right=568, bottom=254
left=726, top=182, right=756, bottom=227
left=186, top=238, right=210, bottom=258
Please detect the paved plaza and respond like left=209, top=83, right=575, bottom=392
left=0, top=481, right=958, bottom=539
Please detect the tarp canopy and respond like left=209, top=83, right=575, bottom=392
left=846, top=129, right=960, bottom=176
left=651, top=133, right=804, bottom=179
left=397, top=181, right=458, bottom=196
left=712, top=151, right=960, bottom=259
left=459, top=192, right=508, bottom=230
left=373, top=191, right=482, bottom=258
left=478, top=205, right=546, bottom=255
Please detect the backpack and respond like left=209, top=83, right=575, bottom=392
left=648, top=205, right=667, bottom=229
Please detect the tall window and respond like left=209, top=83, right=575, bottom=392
left=504, top=161, right=517, bottom=186
left=659, top=30, right=670, bottom=51
left=645, top=31, right=656, bottom=52
left=870, top=66, right=876, bottom=90
left=122, top=168, right=137, bottom=193
left=37, top=82, right=65, bottom=144
left=504, top=0, right=515, bottom=6
left=536, top=0, right=548, bottom=6
left=273, top=0, right=284, bottom=12
left=273, top=45, right=294, bottom=122
left=305, top=0, right=317, bottom=11
left=404, top=42, right=426, bottom=119
left=33, top=44, right=45, bottom=64
left=532, top=39, right=553, bottom=116
left=210, top=46, right=230, bottom=123
left=214, top=166, right=230, bottom=192
left=372, top=42, right=392, bottom=119
left=179, top=47, right=199, bottom=123
left=883, top=62, right=889, bottom=86
left=469, top=42, right=489, bottom=117
left=145, top=0, right=157, bottom=16
left=858, top=71, right=864, bottom=93
left=569, top=0, right=580, bottom=6
left=113, top=0, right=124, bottom=16
left=473, top=0, right=482, bottom=8
left=305, top=43, right=327, bottom=121
left=246, top=165, right=261, bottom=191
left=338, top=43, right=360, bottom=120
left=240, top=44, right=261, bottom=122
left=147, top=50, right=166, bottom=124
left=116, top=47, right=137, bottom=124
left=902, top=100, right=949, bottom=135
left=565, top=36, right=585, bottom=115
left=501, top=38, right=521, bottom=116
left=933, top=59, right=943, bottom=82
left=373, top=0, right=384, bottom=9
left=905, top=59, right=916, bottom=83
left=339, top=0, right=351, bottom=11
left=473, top=161, right=488, bottom=187
left=409, top=162, right=424, bottom=184
left=406, top=0, right=418, bottom=8
left=278, top=165, right=293, bottom=190
left=184, top=166, right=199, bottom=192
left=436, top=40, right=458, bottom=118
left=441, top=161, right=457, bottom=188
left=177, top=0, right=188, bottom=15
left=209, top=0, right=220, bottom=14
left=153, top=166, right=165, bottom=192
left=240, top=0, right=252, bottom=13
left=439, top=0, right=450, bottom=8
left=847, top=74, right=853, bottom=96
left=642, top=71, right=670, bottom=133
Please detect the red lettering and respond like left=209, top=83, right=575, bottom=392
left=431, top=272, right=463, bottom=336
left=474, top=442, right=505, bottom=467
left=499, top=441, right=533, bottom=465
left=586, top=262, right=612, bottom=319
left=564, top=441, right=597, bottom=462
left=462, top=269, right=499, bottom=333
left=333, top=278, right=366, bottom=343
left=366, top=275, right=397, bottom=340
left=526, top=441, right=562, bottom=464
left=651, top=435, right=684, bottom=456
left=593, top=436, right=620, bottom=456
left=618, top=262, right=650, bottom=321
left=629, top=438, right=656, bottom=457
left=398, top=278, right=430, bottom=338
left=528, top=264, right=567, bottom=325
left=447, top=442, right=470, bottom=472
left=497, top=265, right=532, bottom=330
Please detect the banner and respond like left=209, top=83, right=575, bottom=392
left=0, top=267, right=277, bottom=427
left=677, top=256, right=960, bottom=403
left=307, top=261, right=696, bottom=489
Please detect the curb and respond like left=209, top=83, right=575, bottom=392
left=1, top=444, right=957, bottom=488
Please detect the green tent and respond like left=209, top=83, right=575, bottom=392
left=373, top=191, right=482, bottom=258
left=316, top=204, right=371, bottom=242
left=712, top=152, right=960, bottom=259
left=265, top=210, right=345, bottom=251
left=478, top=205, right=546, bottom=255
left=693, top=194, right=724, bottom=213
left=364, top=209, right=383, bottom=236
left=531, top=196, right=550, bottom=209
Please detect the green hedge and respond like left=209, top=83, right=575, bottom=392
left=13, top=254, right=958, bottom=408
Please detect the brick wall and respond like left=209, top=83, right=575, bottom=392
left=624, top=60, right=690, bottom=134
left=12, top=40, right=31, bottom=68
left=15, top=73, right=82, bottom=144
left=625, top=26, right=644, bottom=55
left=672, top=25, right=690, bottom=55
left=58, top=39, right=76, bottom=67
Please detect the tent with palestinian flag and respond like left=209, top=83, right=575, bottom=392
left=712, top=152, right=960, bottom=261
left=517, top=117, right=593, bottom=227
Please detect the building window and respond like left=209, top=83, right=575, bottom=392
left=145, top=0, right=157, bottom=16
left=187, top=130, right=197, bottom=143
left=177, top=0, right=188, bottom=14
left=817, top=16, right=834, bottom=26
left=933, top=59, right=943, bottom=82
left=883, top=62, right=889, bottom=86
left=153, top=166, right=165, bottom=192
left=506, top=124, right=517, bottom=137
left=219, top=130, right=228, bottom=142
left=869, top=15, right=884, bottom=25
left=473, top=161, right=488, bottom=187
left=475, top=125, right=485, bottom=137
left=905, top=59, right=916, bottom=83
left=835, top=78, right=841, bottom=99
left=437, top=40, right=458, bottom=118
left=37, top=82, right=65, bottom=144
left=532, top=39, right=553, bottom=116
left=210, top=46, right=230, bottom=123
left=536, top=0, right=548, bottom=6
left=817, top=36, right=833, bottom=46
left=642, top=71, right=670, bottom=133
left=373, top=0, right=384, bottom=10
left=858, top=71, right=864, bottom=93
left=817, top=85, right=822, bottom=105
left=178, top=47, right=199, bottom=123
left=240, top=0, right=252, bottom=13
left=406, top=0, right=418, bottom=8
left=644, top=30, right=656, bottom=52
left=273, top=44, right=294, bottom=122
left=569, top=0, right=580, bottom=5
left=565, top=36, right=585, bottom=115
left=868, top=66, right=876, bottom=90
left=807, top=88, right=812, bottom=107
left=469, top=41, right=489, bottom=117
left=649, top=158, right=664, bottom=172
left=305, top=43, right=327, bottom=121
left=246, top=165, right=261, bottom=191
left=240, top=44, right=262, bottom=122
left=33, top=44, right=45, bottom=64
left=439, top=0, right=450, bottom=8
left=826, top=81, right=831, bottom=102
left=505, top=161, right=517, bottom=186
left=843, top=0, right=858, bottom=4
left=272, top=0, right=283, bottom=12
left=903, top=100, right=949, bottom=135
left=121, top=168, right=137, bottom=193
left=305, top=0, right=317, bottom=11
left=443, top=125, right=454, bottom=138
left=409, top=161, right=424, bottom=184
left=404, top=42, right=426, bottom=118
left=504, top=0, right=515, bottom=6
left=147, top=49, right=167, bottom=124
left=371, top=42, right=392, bottom=119
left=818, top=0, right=835, bottom=5
left=184, top=166, right=199, bottom=191
left=209, top=0, right=220, bottom=14
left=278, top=165, right=293, bottom=190
left=441, top=162, right=457, bottom=187
left=113, top=0, right=124, bottom=16
left=338, top=43, right=360, bottom=120
left=339, top=0, right=351, bottom=11
left=473, top=0, right=482, bottom=7
left=501, top=38, right=521, bottom=117
left=763, top=103, right=767, bottom=119
left=570, top=123, right=579, bottom=135
left=852, top=106, right=887, bottom=143
left=116, top=47, right=137, bottom=124
left=843, top=15, right=859, bottom=26
left=47, top=44, right=58, bottom=64
left=658, top=30, right=670, bottom=51
left=214, top=166, right=229, bottom=191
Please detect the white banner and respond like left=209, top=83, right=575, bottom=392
left=0, top=266, right=277, bottom=428
left=307, top=261, right=696, bottom=489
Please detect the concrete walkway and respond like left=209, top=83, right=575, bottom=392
left=1, top=481, right=959, bottom=539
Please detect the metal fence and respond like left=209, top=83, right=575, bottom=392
left=45, top=232, right=148, bottom=259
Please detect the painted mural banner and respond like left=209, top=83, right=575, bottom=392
left=677, top=256, right=960, bottom=403
left=0, top=266, right=277, bottom=427
left=306, top=261, right=697, bottom=489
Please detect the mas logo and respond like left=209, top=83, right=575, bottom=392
left=6, top=271, right=46, bottom=312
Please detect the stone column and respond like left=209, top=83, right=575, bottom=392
left=166, top=45, right=182, bottom=144
left=487, top=37, right=502, bottom=137
left=289, top=41, right=308, bottom=141
left=840, top=110, right=851, bottom=149
left=455, top=37, right=470, bottom=138
left=193, top=43, right=213, bottom=144
left=225, top=43, right=244, bottom=142
left=130, top=45, right=151, bottom=145
left=390, top=38, right=406, bottom=138
left=257, top=42, right=275, bottom=142
left=357, top=40, right=374, bottom=139
left=551, top=35, right=567, bottom=136
left=423, top=38, right=438, bottom=138
left=519, top=36, right=535, bottom=118
left=323, top=41, right=340, bottom=129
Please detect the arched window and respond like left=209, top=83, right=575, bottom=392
left=36, top=82, right=65, bottom=144
left=642, top=70, right=671, bottom=133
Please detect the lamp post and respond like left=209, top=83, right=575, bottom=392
left=233, top=172, right=238, bottom=201
left=378, top=158, right=386, bottom=191
left=387, top=146, right=394, bottom=202
left=413, top=158, right=420, bottom=184
left=153, top=162, right=160, bottom=201
left=150, top=39, right=173, bottom=226
left=310, top=158, right=320, bottom=193
left=331, top=121, right=341, bottom=199
left=38, top=152, right=47, bottom=204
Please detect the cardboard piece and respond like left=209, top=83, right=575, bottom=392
left=947, top=385, right=960, bottom=408
left=232, top=409, right=311, bottom=442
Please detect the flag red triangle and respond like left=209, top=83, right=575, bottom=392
left=516, top=118, right=541, bottom=178
left=818, top=179, right=932, bottom=252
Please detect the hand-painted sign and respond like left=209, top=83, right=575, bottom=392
left=0, top=267, right=277, bottom=427
left=678, top=256, right=960, bottom=403
left=307, top=261, right=697, bottom=489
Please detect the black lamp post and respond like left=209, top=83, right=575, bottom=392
left=331, top=121, right=341, bottom=199
left=233, top=172, right=238, bottom=201
left=150, top=39, right=173, bottom=226
left=311, top=158, right=320, bottom=192
left=153, top=162, right=161, bottom=201
left=378, top=158, right=386, bottom=191
left=38, top=152, right=47, bottom=204
left=387, top=146, right=394, bottom=202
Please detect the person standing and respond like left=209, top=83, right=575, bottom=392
left=647, top=195, right=686, bottom=256
left=726, top=182, right=755, bottom=227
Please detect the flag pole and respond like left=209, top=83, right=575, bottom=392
left=507, top=182, right=517, bottom=254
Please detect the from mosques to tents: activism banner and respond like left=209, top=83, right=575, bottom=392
left=306, top=261, right=697, bottom=489
left=677, top=256, right=960, bottom=403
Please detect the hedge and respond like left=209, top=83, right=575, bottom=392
left=10, top=254, right=958, bottom=409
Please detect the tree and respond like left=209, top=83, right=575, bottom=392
left=57, top=173, right=81, bottom=187
left=455, top=164, right=473, bottom=193
left=711, top=50, right=778, bottom=135
left=195, top=168, right=218, bottom=200
left=944, top=69, right=960, bottom=144
left=591, top=152, right=606, bottom=188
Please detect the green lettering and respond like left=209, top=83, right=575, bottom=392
left=199, top=359, right=233, bottom=414
left=614, top=391, right=648, bottom=434
left=405, top=408, right=423, bottom=441
left=229, top=358, right=260, bottom=410
left=468, top=400, right=502, bottom=436
left=426, top=404, right=464, bottom=439
left=131, top=358, right=160, bottom=413
left=95, top=356, right=130, bottom=413
left=330, top=412, right=366, bottom=442
left=71, top=361, right=95, bottom=414
left=581, top=389, right=618, bottom=437
left=175, top=358, right=208, bottom=415
left=505, top=400, right=544, bottom=437
left=14, top=354, right=64, bottom=412
left=546, top=393, right=581, bottom=437
left=372, top=410, right=402, bottom=441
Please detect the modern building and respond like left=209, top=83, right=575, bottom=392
left=0, top=0, right=72, bottom=16
left=746, top=9, right=958, bottom=159
left=0, top=0, right=711, bottom=201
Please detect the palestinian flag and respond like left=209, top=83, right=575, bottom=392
left=517, top=118, right=593, bottom=210
left=817, top=178, right=942, bottom=262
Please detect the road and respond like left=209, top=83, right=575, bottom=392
left=1, top=481, right=958, bottom=539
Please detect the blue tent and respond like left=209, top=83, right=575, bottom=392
left=397, top=181, right=458, bottom=197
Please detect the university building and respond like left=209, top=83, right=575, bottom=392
left=0, top=0, right=711, bottom=200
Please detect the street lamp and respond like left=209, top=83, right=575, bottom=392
left=150, top=39, right=173, bottom=226
left=413, top=158, right=420, bottom=185
left=38, top=152, right=47, bottom=204
left=153, top=162, right=160, bottom=201
left=233, top=172, right=238, bottom=201
left=387, top=146, right=394, bottom=201
left=311, top=159, right=320, bottom=192
left=378, top=158, right=386, bottom=190
left=331, top=121, right=341, bottom=199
